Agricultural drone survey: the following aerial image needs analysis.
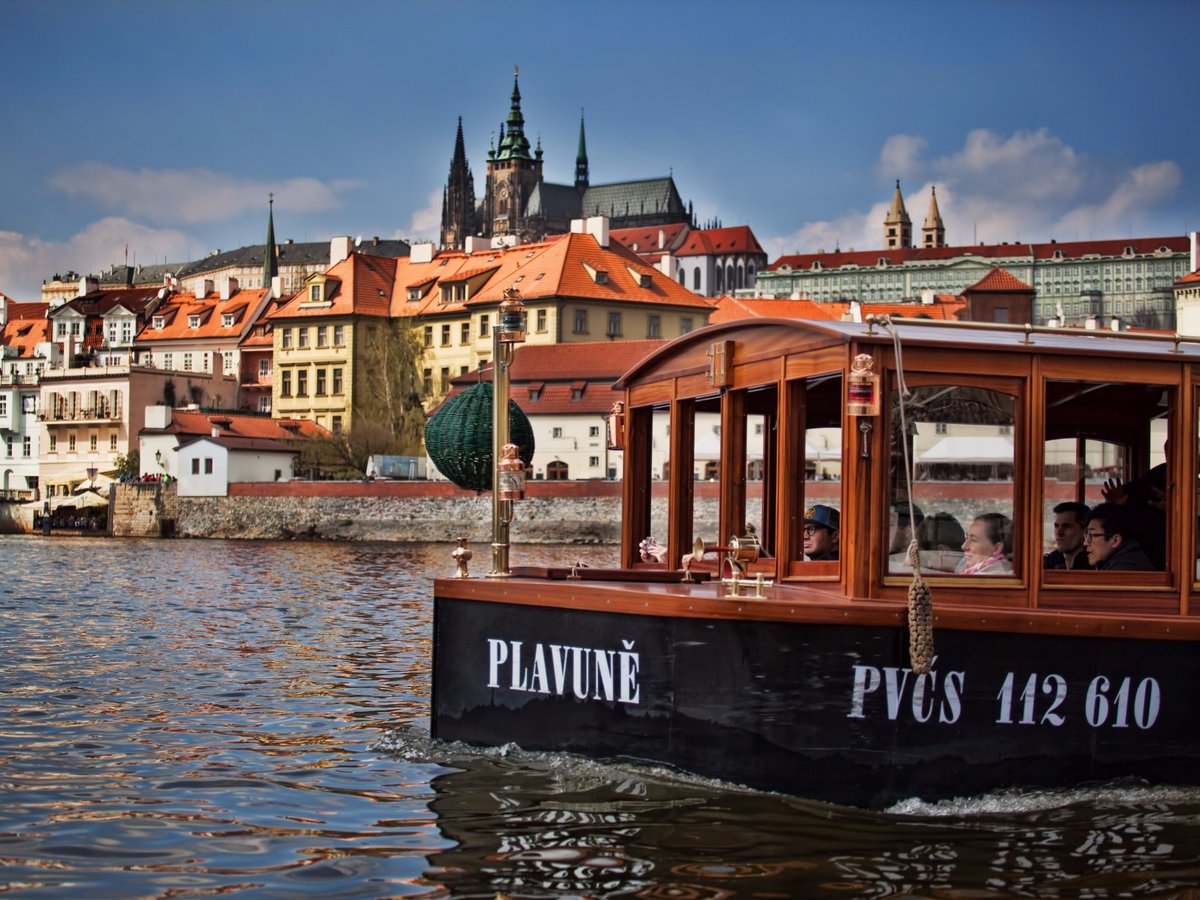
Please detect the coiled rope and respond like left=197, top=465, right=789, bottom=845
left=880, top=316, right=934, bottom=674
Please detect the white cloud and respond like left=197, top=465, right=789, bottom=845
left=767, top=128, right=1183, bottom=257
left=47, top=162, right=358, bottom=225
left=406, top=189, right=443, bottom=242
left=0, top=218, right=192, bottom=301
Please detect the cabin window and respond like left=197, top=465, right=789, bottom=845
left=1043, top=379, right=1171, bottom=583
left=889, top=383, right=1017, bottom=577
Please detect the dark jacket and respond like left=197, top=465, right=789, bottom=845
left=1044, top=548, right=1093, bottom=570
left=1098, top=538, right=1155, bottom=572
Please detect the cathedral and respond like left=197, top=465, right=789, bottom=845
left=440, top=70, right=693, bottom=249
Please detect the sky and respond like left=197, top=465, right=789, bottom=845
left=1, top=0, right=1198, bottom=301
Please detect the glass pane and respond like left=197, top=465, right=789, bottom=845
left=802, top=375, right=842, bottom=563
left=889, top=385, right=1016, bottom=576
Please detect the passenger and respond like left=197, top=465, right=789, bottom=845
left=888, top=502, right=924, bottom=555
left=956, top=512, right=1013, bottom=575
left=1084, top=502, right=1155, bottom=571
left=803, top=505, right=839, bottom=561
left=917, top=512, right=965, bottom=551
left=1043, top=501, right=1093, bottom=570
left=1101, top=442, right=1167, bottom=568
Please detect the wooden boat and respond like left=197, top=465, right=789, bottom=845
left=431, top=317, right=1200, bottom=808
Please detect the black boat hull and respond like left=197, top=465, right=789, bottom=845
left=431, top=595, right=1200, bottom=808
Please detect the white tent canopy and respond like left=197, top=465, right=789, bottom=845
left=917, top=436, right=1014, bottom=465
left=691, top=431, right=841, bottom=461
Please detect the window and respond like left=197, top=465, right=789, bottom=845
left=109, top=434, right=117, bottom=451
left=223, top=351, right=234, bottom=373
left=188, top=315, right=200, bottom=329
left=680, top=317, right=693, bottom=335
left=423, top=368, right=432, bottom=395
left=163, top=353, right=174, bottom=370
left=281, top=328, right=292, bottom=349
left=332, top=415, right=342, bottom=434
left=547, top=460, right=569, bottom=480
left=204, top=458, right=213, bottom=474
left=296, top=370, right=308, bottom=396
left=317, top=326, right=328, bottom=348
left=480, top=315, right=490, bottom=338
left=424, top=326, right=433, bottom=348
left=0, top=396, right=7, bottom=417
left=298, top=328, right=309, bottom=349
left=4, top=438, right=10, bottom=457
left=889, top=383, right=1016, bottom=576
left=259, top=359, right=270, bottom=378
left=22, top=436, right=30, bottom=457
left=69, top=434, right=76, bottom=452
left=334, top=325, right=344, bottom=346
left=309, top=284, right=323, bottom=302
left=607, top=312, right=622, bottom=338
left=222, top=314, right=234, bottom=327
left=440, top=367, right=450, bottom=392
left=536, top=309, right=547, bottom=332
left=191, top=458, right=200, bottom=475
left=552, top=427, right=564, bottom=439
left=441, top=324, right=451, bottom=346
left=183, top=353, right=193, bottom=372
left=315, top=368, right=327, bottom=396
left=258, top=396, right=271, bottom=413
left=461, top=323, right=470, bottom=344
left=332, top=368, right=343, bottom=395
left=589, top=456, right=600, bottom=467
left=280, top=371, right=292, bottom=397
left=89, top=434, right=97, bottom=452
left=589, top=426, right=600, bottom=438
left=48, top=434, right=56, bottom=452
left=152, top=317, right=164, bottom=330
left=574, top=309, right=588, bottom=334
left=647, top=315, right=661, bottom=338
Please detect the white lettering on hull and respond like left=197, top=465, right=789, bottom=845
left=487, top=638, right=641, bottom=705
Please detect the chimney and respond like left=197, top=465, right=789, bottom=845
left=330, top=236, right=353, bottom=267
left=211, top=426, right=220, bottom=438
left=585, top=216, right=610, bottom=248
left=198, top=278, right=214, bottom=298
left=464, top=235, right=488, bottom=255
left=410, top=242, right=435, bottom=264
left=270, top=275, right=283, bottom=299
left=78, top=275, right=98, bottom=296
left=921, top=289, right=935, bottom=305
left=220, top=276, right=238, bottom=300
left=658, top=228, right=665, bottom=250
left=0, top=293, right=6, bottom=326
left=659, top=253, right=675, bottom=278
left=1191, top=231, right=1199, bottom=273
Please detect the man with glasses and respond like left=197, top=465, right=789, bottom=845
left=803, top=505, right=840, bottom=561
left=1083, top=502, right=1154, bottom=571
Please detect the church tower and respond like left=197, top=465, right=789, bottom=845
left=440, top=117, right=477, bottom=250
left=483, top=67, right=543, bottom=241
left=575, top=112, right=589, bottom=190
left=883, top=180, right=912, bottom=250
left=263, top=194, right=278, bottom=289
left=922, top=185, right=946, bottom=248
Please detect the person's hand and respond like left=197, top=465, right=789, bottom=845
left=1102, top=477, right=1128, bottom=504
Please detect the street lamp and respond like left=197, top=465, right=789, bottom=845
left=489, top=288, right=527, bottom=577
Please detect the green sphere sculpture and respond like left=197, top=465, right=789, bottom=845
left=424, top=381, right=535, bottom=491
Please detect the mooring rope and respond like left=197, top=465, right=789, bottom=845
left=880, top=316, right=934, bottom=674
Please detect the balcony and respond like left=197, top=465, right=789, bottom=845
left=39, top=407, right=121, bottom=424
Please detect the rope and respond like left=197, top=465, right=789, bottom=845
left=881, top=316, right=934, bottom=674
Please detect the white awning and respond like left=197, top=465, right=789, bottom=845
left=917, top=436, right=1014, bottom=465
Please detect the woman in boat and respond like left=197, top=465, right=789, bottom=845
left=956, top=512, right=1013, bottom=575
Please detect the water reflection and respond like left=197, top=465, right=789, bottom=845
left=1, top=536, right=1197, bottom=898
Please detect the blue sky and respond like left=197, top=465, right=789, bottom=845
left=1, top=0, right=1197, bottom=300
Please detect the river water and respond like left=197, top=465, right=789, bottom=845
left=1, top=536, right=1198, bottom=898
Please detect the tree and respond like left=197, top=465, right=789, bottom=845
left=329, top=320, right=427, bottom=474
left=113, top=449, right=139, bottom=481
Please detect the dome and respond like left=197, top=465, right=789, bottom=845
left=424, top=381, right=535, bottom=491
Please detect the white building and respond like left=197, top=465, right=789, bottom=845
left=176, top=434, right=297, bottom=497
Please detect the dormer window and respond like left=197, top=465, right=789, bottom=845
left=222, top=314, right=234, bottom=327
left=408, top=287, right=421, bottom=301
left=1053, top=250, right=1064, bottom=260
left=583, top=262, right=609, bottom=284
left=309, top=284, right=323, bottom=302
left=188, top=315, right=201, bottom=328
left=152, top=316, right=165, bottom=330
left=811, top=262, right=822, bottom=271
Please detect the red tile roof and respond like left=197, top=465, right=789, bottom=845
left=270, top=252, right=398, bottom=320
left=1, top=302, right=50, bottom=357
left=675, top=225, right=765, bottom=258
left=148, top=410, right=329, bottom=441
left=608, top=222, right=690, bottom=254
left=966, top=267, right=1033, bottom=293
left=136, top=288, right=269, bottom=342
left=767, top=235, right=1189, bottom=272
left=710, top=294, right=967, bottom=324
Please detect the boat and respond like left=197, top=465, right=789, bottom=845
left=431, top=315, right=1200, bottom=809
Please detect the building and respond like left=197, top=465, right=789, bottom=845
left=37, top=365, right=239, bottom=497
left=1171, top=234, right=1200, bottom=336
left=399, top=217, right=714, bottom=405
left=238, top=292, right=287, bottom=415
left=139, top=406, right=327, bottom=480
left=440, top=70, right=692, bottom=248
left=175, top=435, right=298, bottom=497
left=610, top=223, right=768, bottom=297
left=45, top=282, right=167, bottom=367
left=134, top=278, right=273, bottom=402
left=758, top=182, right=1189, bottom=329
left=0, top=297, right=54, bottom=495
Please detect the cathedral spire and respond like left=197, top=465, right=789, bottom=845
left=497, top=66, right=531, bottom=160
left=922, top=185, right=945, bottom=248
left=575, top=109, right=589, bottom=190
left=883, top=179, right=912, bottom=250
left=263, top=194, right=278, bottom=290
left=440, top=116, right=477, bottom=250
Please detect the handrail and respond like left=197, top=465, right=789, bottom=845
left=865, top=314, right=1199, bottom=348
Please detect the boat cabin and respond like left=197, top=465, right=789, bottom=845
left=614, top=317, right=1195, bottom=616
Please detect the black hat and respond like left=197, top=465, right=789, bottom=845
left=804, top=505, right=840, bottom=532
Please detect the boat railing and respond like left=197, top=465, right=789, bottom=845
left=865, top=314, right=1200, bottom=349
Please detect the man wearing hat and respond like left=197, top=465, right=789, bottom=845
left=803, top=505, right=840, bottom=561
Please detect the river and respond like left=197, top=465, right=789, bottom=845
left=1, top=536, right=1198, bottom=898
